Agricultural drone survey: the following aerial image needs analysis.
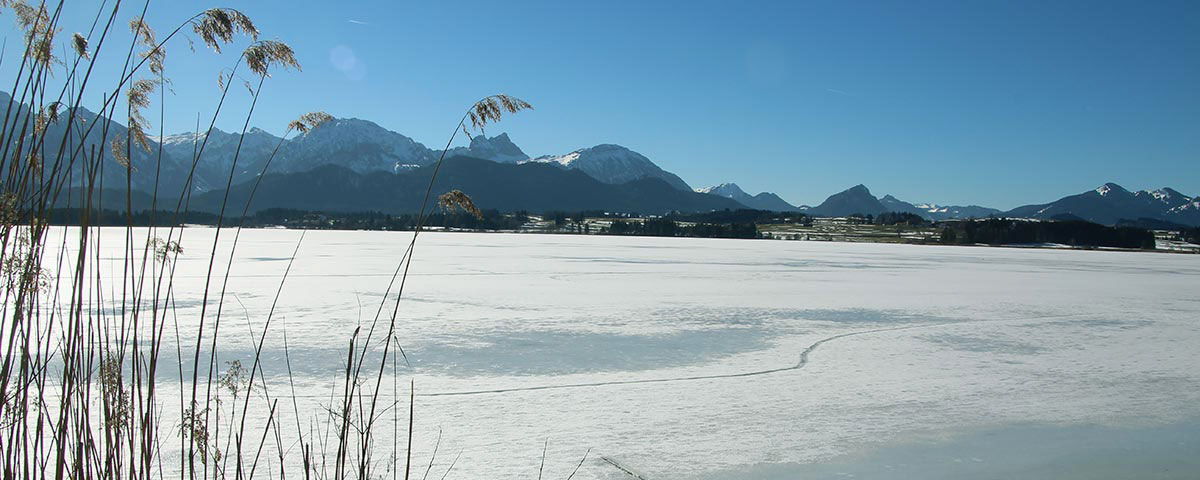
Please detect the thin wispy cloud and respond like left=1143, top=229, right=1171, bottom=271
left=347, top=19, right=369, bottom=25
left=825, top=88, right=853, bottom=96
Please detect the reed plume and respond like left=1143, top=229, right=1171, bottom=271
left=72, top=32, right=88, bottom=59
left=192, top=8, right=258, bottom=53
left=465, top=94, right=533, bottom=136
left=244, top=40, right=300, bottom=77
left=437, top=190, right=483, bottom=219
left=9, top=0, right=56, bottom=67
left=287, top=111, right=334, bottom=135
left=126, top=78, right=159, bottom=152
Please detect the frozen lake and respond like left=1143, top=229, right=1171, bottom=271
left=42, top=228, right=1200, bottom=478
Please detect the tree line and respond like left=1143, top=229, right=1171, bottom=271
left=40, top=207, right=528, bottom=230
left=41, top=206, right=1184, bottom=250
left=938, top=218, right=1155, bottom=249
left=606, top=217, right=759, bottom=239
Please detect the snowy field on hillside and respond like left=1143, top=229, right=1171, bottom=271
left=38, top=228, right=1200, bottom=479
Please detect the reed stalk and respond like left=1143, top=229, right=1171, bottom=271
left=0, top=2, right=552, bottom=479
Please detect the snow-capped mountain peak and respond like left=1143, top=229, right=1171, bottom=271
left=157, top=127, right=226, bottom=146
left=158, top=127, right=281, bottom=146
left=527, top=144, right=692, bottom=191
left=1137, top=187, right=1190, bottom=205
left=1095, top=182, right=1128, bottom=196
left=155, top=127, right=282, bottom=174
left=696, top=183, right=746, bottom=195
left=539, top=150, right=582, bottom=167
left=285, top=117, right=437, bottom=173
left=1136, top=187, right=1195, bottom=213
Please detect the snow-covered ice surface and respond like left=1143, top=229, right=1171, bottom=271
left=43, top=228, right=1200, bottom=478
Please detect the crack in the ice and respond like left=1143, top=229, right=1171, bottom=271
left=416, top=321, right=961, bottom=397
left=228, top=313, right=1086, bottom=400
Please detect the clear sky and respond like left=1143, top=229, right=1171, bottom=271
left=4, top=0, right=1198, bottom=209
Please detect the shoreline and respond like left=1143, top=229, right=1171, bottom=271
left=163, top=223, right=1199, bottom=255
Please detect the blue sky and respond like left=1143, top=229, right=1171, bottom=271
left=4, top=0, right=1198, bottom=209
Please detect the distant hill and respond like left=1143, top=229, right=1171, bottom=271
left=807, top=184, right=888, bottom=217
left=803, top=185, right=1004, bottom=220
left=696, top=183, right=801, bottom=211
left=879, top=194, right=1001, bottom=221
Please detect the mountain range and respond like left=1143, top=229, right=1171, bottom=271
left=7, top=91, right=1196, bottom=227
left=797, top=183, right=1198, bottom=227
left=1004, top=183, right=1199, bottom=226
left=188, top=157, right=742, bottom=215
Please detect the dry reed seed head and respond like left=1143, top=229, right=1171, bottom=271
left=192, top=8, right=258, bottom=54
left=29, top=34, right=55, bottom=67
left=227, top=9, right=258, bottom=38
left=130, top=17, right=167, bottom=76
left=98, top=353, right=131, bottom=430
left=1, top=242, right=53, bottom=293
left=219, top=360, right=247, bottom=399
left=244, top=40, right=300, bottom=77
left=72, top=32, right=88, bottom=58
left=498, top=94, right=532, bottom=113
left=9, top=1, right=36, bottom=26
left=110, top=136, right=130, bottom=168
left=126, top=79, right=158, bottom=153
left=32, top=112, right=46, bottom=135
left=128, top=79, right=157, bottom=109
left=467, top=94, right=533, bottom=131
left=466, top=111, right=479, bottom=131
left=46, top=101, right=61, bottom=122
left=24, top=151, right=39, bottom=170
left=288, top=111, right=334, bottom=135
left=148, top=237, right=183, bottom=262
left=0, top=192, right=17, bottom=227
left=129, top=17, right=155, bottom=47
left=12, top=0, right=61, bottom=69
left=128, top=121, right=152, bottom=153
left=32, top=102, right=60, bottom=135
left=438, top=190, right=483, bottom=219
left=142, top=48, right=166, bottom=76
left=181, top=403, right=218, bottom=464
